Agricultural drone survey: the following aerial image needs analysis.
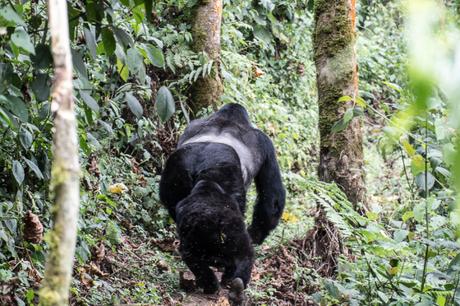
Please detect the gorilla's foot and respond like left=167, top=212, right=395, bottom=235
left=228, top=278, right=245, bottom=306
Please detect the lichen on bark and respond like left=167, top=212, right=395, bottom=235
left=313, top=0, right=366, bottom=207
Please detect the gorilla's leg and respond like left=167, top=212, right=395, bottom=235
left=221, top=264, right=236, bottom=287
left=233, top=257, right=252, bottom=288
left=183, top=256, right=219, bottom=294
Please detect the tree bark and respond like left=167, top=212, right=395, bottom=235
left=190, top=0, right=223, bottom=114
left=39, top=0, right=80, bottom=305
left=313, top=0, right=365, bottom=208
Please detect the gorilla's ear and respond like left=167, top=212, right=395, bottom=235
left=192, top=180, right=225, bottom=194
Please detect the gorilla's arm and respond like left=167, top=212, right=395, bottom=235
left=248, top=133, right=285, bottom=244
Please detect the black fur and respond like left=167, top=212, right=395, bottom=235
left=176, top=180, right=253, bottom=293
left=159, top=103, right=285, bottom=293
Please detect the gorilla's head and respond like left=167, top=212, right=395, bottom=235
left=216, top=103, right=250, bottom=125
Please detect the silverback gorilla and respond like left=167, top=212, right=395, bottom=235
left=159, top=103, right=286, bottom=300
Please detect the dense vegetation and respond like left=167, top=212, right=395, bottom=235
left=0, top=0, right=460, bottom=305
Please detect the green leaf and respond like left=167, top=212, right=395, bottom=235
left=0, top=269, right=13, bottom=282
left=144, top=44, right=164, bottom=68
left=11, top=27, right=35, bottom=55
left=337, top=95, right=353, bottom=103
left=0, top=107, right=12, bottom=128
left=80, top=91, right=100, bottom=112
left=116, top=58, right=129, bottom=81
left=24, top=158, right=44, bottom=180
left=145, top=0, right=153, bottom=22
left=0, top=6, right=25, bottom=27
left=31, top=44, right=52, bottom=69
left=102, top=28, right=116, bottom=56
left=83, top=27, right=97, bottom=59
left=2, top=94, right=28, bottom=122
left=125, top=92, right=143, bottom=118
left=331, top=118, right=348, bottom=133
left=113, top=27, right=134, bottom=49
left=447, top=254, right=460, bottom=274
left=402, top=210, right=414, bottom=222
left=106, top=221, right=122, bottom=245
left=155, top=86, right=175, bottom=122
left=410, top=154, right=426, bottom=176
left=126, top=47, right=143, bottom=74
left=353, top=106, right=364, bottom=117
left=19, top=127, right=33, bottom=150
left=393, top=229, right=408, bottom=242
left=435, top=166, right=451, bottom=178
left=415, top=172, right=435, bottom=191
left=384, top=81, right=402, bottom=92
left=343, top=108, right=354, bottom=124
left=31, top=73, right=50, bottom=101
left=12, top=160, right=24, bottom=185
left=25, top=289, right=35, bottom=303
left=71, top=49, right=88, bottom=79
left=355, top=96, right=367, bottom=108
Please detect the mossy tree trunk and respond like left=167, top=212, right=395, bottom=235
left=39, top=0, right=80, bottom=305
left=190, top=0, right=223, bottom=114
left=313, top=0, right=365, bottom=208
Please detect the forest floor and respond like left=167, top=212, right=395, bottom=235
left=70, top=193, right=320, bottom=305
left=64, top=125, right=402, bottom=306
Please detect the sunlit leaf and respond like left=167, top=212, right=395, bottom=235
left=401, top=138, right=416, bottom=157
left=116, top=58, right=129, bottom=81
left=410, top=154, right=425, bottom=176
left=338, top=95, right=353, bottom=103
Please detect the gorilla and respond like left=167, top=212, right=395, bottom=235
left=159, top=103, right=285, bottom=296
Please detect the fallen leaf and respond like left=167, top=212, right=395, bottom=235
left=89, top=262, right=108, bottom=277
left=94, top=242, right=106, bottom=262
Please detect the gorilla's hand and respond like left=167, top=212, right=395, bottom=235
left=247, top=224, right=265, bottom=245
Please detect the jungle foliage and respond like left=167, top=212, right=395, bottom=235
left=0, top=0, right=459, bottom=305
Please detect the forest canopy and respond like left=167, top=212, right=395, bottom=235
left=0, top=0, right=460, bottom=305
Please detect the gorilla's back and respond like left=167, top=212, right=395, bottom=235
left=177, top=104, right=264, bottom=186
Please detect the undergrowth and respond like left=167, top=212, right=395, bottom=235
left=1, top=0, right=459, bottom=305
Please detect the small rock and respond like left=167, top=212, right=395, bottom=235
left=180, top=270, right=196, bottom=292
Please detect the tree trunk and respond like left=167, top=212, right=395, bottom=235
left=39, top=0, right=80, bottom=305
left=313, top=0, right=365, bottom=208
left=190, top=0, right=223, bottom=114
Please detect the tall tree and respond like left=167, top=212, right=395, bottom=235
left=190, top=0, right=223, bottom=113
left=313, top=0, right=365, bottom=208
left=302, top=0, right=364, bottom=277
left=39, top=0, right=80, bottom=304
